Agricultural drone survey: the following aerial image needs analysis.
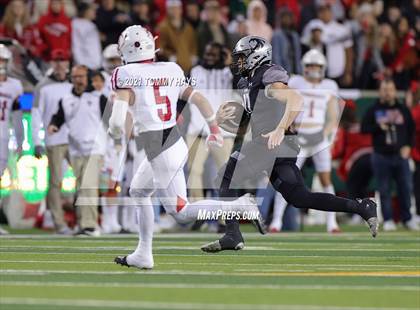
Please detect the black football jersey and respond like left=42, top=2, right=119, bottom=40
left=237, top=64, right=289, bottom=140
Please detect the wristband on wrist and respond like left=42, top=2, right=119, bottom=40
left=205, top=114, right=216, bottom=123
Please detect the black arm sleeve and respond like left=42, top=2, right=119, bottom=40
left=50, top=100, right=66, bottom=129
left=12, top=99, right=20, bottom=111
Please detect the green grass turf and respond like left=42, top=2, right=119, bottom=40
left=0, top=230, right=419, bottom=310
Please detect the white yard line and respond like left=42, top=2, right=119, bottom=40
left=1, top=269, right=419, bottom=278
left=0, top=251, right=414, bottom=259
left=0, top=260, right=418, bottom=269
left=1, top=232, right=418, bottom=239
left=1, top=245, right=418, bottom=252
left=1, top=281, right=419, bottom=291
left=0, top=298, right=414, bottom=310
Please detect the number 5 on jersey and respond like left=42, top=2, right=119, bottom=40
left=153, top=84, right=172, bottom=121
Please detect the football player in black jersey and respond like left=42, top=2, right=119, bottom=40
left=201, top=36, right=378, bottom=252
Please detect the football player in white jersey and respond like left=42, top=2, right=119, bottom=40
left=269, top=49, right=340, bottom=233
left=0, top=44, right=23, bottom=181
left=108, top=25, right=266, bottom=269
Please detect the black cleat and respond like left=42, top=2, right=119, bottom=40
left=357, top=198, right=379, bottom=238
left=114, top=256, right=130, bottom=267
left=201, top=233, right=245, bottom=253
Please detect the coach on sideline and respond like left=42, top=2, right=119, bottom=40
left=31, top=49, right=73, bottom=235
left=48, top=65, right=108, bottom=237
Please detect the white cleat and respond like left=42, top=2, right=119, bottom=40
left=115, top=253, right=154, bottom=270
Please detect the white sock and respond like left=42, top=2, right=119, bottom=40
left=271, top=192, right=287, bottom=230
left=323, top=185, right=339, bottom=230
left=109, top=205, right=121, bottom=230
left=127, top=197, right=154, bottom=268
left=101, top=197, right=110, bottom=229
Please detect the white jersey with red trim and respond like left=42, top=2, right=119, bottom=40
left=0, top=77, right=23, bottom=140
left=111, top=61, right=187, bottom=133
left=290, top=75, right=338, bottom=134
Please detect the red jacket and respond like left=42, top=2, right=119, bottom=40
left=411, top=105, right=420, bottom=162
left=0, top=23, right=44, bottom=58
left=37, top=0, right=71, bottom=61
left=332, top=124, right=372, bottom=181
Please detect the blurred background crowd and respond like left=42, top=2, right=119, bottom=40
left=0, top=0, right=418, bottom=235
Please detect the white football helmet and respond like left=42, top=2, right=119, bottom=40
left=118, top=25, right=157, bottom=64
left=302, top=49, right=327, bottom=80
left=0, top=44, right=12, bottom=75
left=102, top=44, right=121, bottom=73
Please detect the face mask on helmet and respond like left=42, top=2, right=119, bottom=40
left=0, top=58, right=9, bottom=76
left=231, top=52, right=249, bottom=77
left=304, top=64, right=324, bottom=80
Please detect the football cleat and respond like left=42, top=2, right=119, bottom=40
left=201, top=234, right=244, bottom=253
left=239, top=193, right=267, bottom=235
left=114, top=255, right=153, bottom=270
left=251, top=212, right=268, bottom=235
left=357, top=198, right=379, bottom=238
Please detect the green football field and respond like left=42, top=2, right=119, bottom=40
left=0, top=229, right=419, bottom=310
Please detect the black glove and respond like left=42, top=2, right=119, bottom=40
left=34, top=145, right=45, bottom=159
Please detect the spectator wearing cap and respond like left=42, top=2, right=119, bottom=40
left=361, top=79, right=418, bottom=231
left=301, top=19, right=326, bottom=55
left=37, top=0, right=72, bottom=62
left=271, top=8, right=302, bottom=75
left=245, top=0, right=272, bottom=42
left=157, top=0, right=197, bottom=73
left=0, top=0, right=43, bottom=58
left=31, top=48, right=73, bottom=234
left=95, top=0, right=131, bottom=48
left=48, top=65, right=108, bottom=237
left=197, top=0, right=230, bottom=58
left=303, top=3, right=354, bottom=87
left=72, top=2, right=102, bottom=70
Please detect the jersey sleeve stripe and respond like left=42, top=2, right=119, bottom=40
left=111, top=68, right=119, bottom=90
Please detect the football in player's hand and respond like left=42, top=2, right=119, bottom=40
left=217, top=101, right=245, bottom=133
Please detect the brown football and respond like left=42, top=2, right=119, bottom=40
left=218, top=101, right=245, bottom=133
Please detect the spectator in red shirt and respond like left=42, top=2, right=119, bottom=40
left=37, top=0, right=72, bottom=62
left=0, top=0, right=43, bottom=58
